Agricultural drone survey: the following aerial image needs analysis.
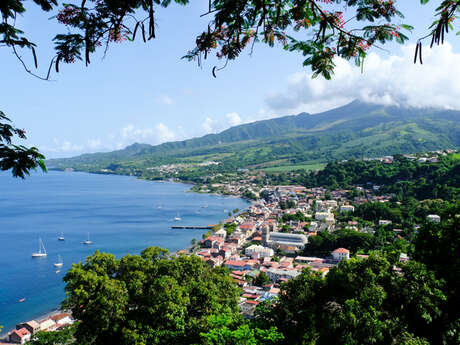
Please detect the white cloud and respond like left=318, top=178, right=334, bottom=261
left=226, top=112, right=242, bottom=126
left=48, top=138, right=84, bottom=153
left=202, top=117, right=217, bottom=134
left=155, top=123, right=176, bottom=142
left=157, top=94, right=174, bottom=105
left=265, top=43, right=460, bottom=114
left=120, top=123, right=175, bottom=144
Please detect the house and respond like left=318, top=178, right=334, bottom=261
left=378, top=220, right=392, bottom=226
left=16, top=320, right=40, bottom=335
left=340, top=205, right=355, bottom=213
left=9, top=328, right=31, bottom=344
left=224, top=260, right=256, bottom=271
left=332, top=248, right=350, bottom=261
left=202, top=236, right=224, bottom=248
left=266, top=268, right=300, bottom=282
left=214, top=229, right=227, bottom=239
left=427, top=214, right=441, bottom=223
left=51, top=313, right=73, bottom=329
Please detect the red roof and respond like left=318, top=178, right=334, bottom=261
left=12, top=328, right=30, bottom=338
left=332, top=248, right=350, bottom=254
left=245, top=300, right=259, bottom=305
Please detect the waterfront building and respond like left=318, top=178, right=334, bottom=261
left=9, top=328, right=31, bottom=344
left=16, top=321, right=39, bottom=335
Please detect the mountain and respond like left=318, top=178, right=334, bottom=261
left=47, top=100, right=460, bottom=172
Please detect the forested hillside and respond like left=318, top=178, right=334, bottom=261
left=48, top=101, right=460, bottom=173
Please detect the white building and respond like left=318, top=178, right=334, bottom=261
left=379, top=220, right=392, bottom=226
left=340, top=205, right=355, bottom=213
left=315, top=212, right=333, bottom=221
left=214, top=228, right=227, bottom=239
left=266, top=232, right=308, bottom=250
left=266, top=268, right=300, bottom=282
left=324, top=200, right=338, bottom=208
left=427, top=214, right=441, bottom=223
left=332, top=248, right=350, bottom=261
left=245, top=245, right=274, bottom=258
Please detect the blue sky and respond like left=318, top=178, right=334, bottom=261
left=1, top=1, right=459, bottom=158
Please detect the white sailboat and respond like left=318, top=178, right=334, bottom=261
left=58, top=232, right=65, bottom=241
left=32, top=238, right=47, bottom=258
left=174, top=213, right=182, bottom=221
left=81, top=232, right=93, bottom=245
left=53, top=255, right=63, bottom=268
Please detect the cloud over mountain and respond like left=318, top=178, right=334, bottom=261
left=265, top=43, right=460, bottom=114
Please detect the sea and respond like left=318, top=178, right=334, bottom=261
left=0, top=170, right=249, bottom=335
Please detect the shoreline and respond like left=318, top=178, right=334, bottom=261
left=0, top=308, right=65, bottom=339
left=1, top=171, right=250, bottom=337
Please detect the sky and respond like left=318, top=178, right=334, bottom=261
left=1, top=1, right=460, bottom=158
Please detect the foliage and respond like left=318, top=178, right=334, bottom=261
left=200, top=314, right=283, bottom=345
left=302, top=154, right=460, bottom=201
left=304, top=229, right=374, bottom=256
left=0, top=111, right=46, bottom=178
left=29, top=325, right=75, bottom=345
left=254, top=251, right=450, bottom=345
left=253, top=272, right=270, bottom=287
left=62, top=247, right=240, bottom=345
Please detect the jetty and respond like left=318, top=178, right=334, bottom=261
left=171, top=225, right=214, bottom=230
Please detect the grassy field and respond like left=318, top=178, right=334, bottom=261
left=261, top=163, right=326, bottom=172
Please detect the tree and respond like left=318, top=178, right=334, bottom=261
left=254, top=272, right=270, bottom=287
left=0, top=111, right=46, bottom=178
left=28, top=326, right=75, bottom=345
left=1, top=1, right=458, bottom=177
left=62, top=247, right=241, bottom=345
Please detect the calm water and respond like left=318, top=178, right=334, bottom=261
left=0, top=171, right=248, bottom=334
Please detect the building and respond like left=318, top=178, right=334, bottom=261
left=427, top=214, right=441, bottom=223
left=266, top=268, right=300, bottom=282
left=245, top=245, right=274, bottom=258
left=332, top=248, right=350, bottom=261
left=9, top=328, right=31, bottom=344
left=315, top=212, right=332, bottom=221
left=39, top=318, right=56, bottom=332
left=266, top=232, right=308, bottom=250
left=16, top=320, right=40, bottom=335
left=51, top=313, right=73, bottom=327
left=378, top=220, right=392, bottom=226
left=214, top=229, right=227, bottom=239
left=340, top=205, right=355, bottom=213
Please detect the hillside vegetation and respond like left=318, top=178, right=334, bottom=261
left=48, top=101, right=460, bottom=174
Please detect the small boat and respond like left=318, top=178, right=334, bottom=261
left=174, top=215, right=182, bottom=221
left=18, top=298, right=26, bottom=303
left=53, top=255, right=63, bottom=268
left=58, top=232, right=64, bottom=241
left=32, top=238, right=47, bottom=258
left=56, top=270, right=61, bottom=274
left=81, top=232, right=93, bottom=245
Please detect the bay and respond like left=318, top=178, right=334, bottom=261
left=0, top=171, right=248, bottom=334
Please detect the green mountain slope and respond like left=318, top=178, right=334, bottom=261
left=47, top=100, right=460, bottom=172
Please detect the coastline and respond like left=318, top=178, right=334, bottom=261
left=0, top=170, right=250, bottom=337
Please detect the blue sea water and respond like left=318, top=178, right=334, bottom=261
left=0, top=171, right=248, bottom=334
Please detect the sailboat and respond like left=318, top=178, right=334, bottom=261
left=53, top=255, right=63, bottom=268
left=58, top=232, right=65, bottom=241
left=174, top=213, right=182, bottom=221
left=32, top=238, right=47, bottom=258
left=81, top=233, right=93, bottom=245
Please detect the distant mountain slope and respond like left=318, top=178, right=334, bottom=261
left=47, top=100, right=460, bottom=171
